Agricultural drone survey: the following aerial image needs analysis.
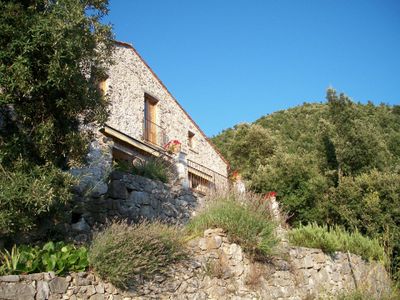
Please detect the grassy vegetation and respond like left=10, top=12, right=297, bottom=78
left=337, top=289, right=400, bottom=300
left=89, top=221, right=186, bottom=289
left=288, top=223, right=387, bottom=264
left=114, top=157, right=172, bottom=183
left=186, top=192, right=277, bottom=258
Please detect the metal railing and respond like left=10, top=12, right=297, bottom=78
left=143, top=118, right=167, bottom=147
left=187, top=159, right=228, bottom=194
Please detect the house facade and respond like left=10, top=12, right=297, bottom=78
left=101, top=41, right=229, bottom=194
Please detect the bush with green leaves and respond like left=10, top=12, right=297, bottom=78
left=89, top=221, right=186, bottom=289
left=130, top=157, right=173, bottom=183
left=0, top=161, right=75, bottom=236
left=288, top=223, right=387, bottom=264
left=0, top=0, right=113, bottom=240
left=0, top=0, right=113, bottom=168
left=186, top=192, right=277, bottom=259
left=0, top=241, right=88, bottom=276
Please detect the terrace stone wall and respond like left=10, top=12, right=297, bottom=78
left=0, top=228, right=391, bottom=300
left=69, top=170, right=202, bottom=243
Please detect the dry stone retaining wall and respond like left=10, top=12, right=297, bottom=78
left=69, top=170, right=201, bottom=242
left=0, top=229, right=391, bottom=300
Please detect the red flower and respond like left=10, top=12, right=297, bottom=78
left=264, top=192, right=277, bottom=200
left=164, top=140, right=181, bottom=153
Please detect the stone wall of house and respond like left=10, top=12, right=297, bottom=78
left=105, top=43, right=228, bottom=178
left=0, top=228, right=391, bottom=300
left=69, top=128, right=114, bottom=197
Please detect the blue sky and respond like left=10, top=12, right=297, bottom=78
left=105, top=0, right=400, bottom=136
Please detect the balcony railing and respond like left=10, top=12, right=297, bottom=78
left=143, top=118, right=167, bottom=147
left=187, top=159, right=228, bottom=195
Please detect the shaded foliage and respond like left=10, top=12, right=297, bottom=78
left=0, top=0, right=113, bottom=239
left=0, top=161, right=75, bottom=236
left=0, top=0, right=113, bottom=168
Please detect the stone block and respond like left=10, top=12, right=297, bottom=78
left=36, top=281, right=50, bottom=300
left=0, top=282, right=35, bottom=300
left=162, top=202, right=178, bottom=218
left=91, top=182, right=108, bottom=197
left=71, top=217, right=90, bottom=233
left=90, top=294, right=105, bottom=300
left=43, top=272, right=55, bottom=281
left=75, top=275, right=91, bottom=286
left=0, top=275, right=19, bottom=282
left=140, top=205, right=155, bottom=219
left=297, top=255, right=314, bottom=269
left=149, top=197, right=161, bottom=210
left=314, top=252, right=326, bottom=264
left=128, top=191, right=147, bottom=205
left=205, top=235, right=222, bottom=250
left=84, top=285, right=96, bottom=296
left=49, top=277, right=69, bottom=294
left=95, top=283, right=105, bottom=294
left=109, top=170, right=124, bottom=181
left=112, top=199, right=122, bottom=211
left=198, top=238, right=207, bottom=251
left=108, top=180, right=128, bottom=199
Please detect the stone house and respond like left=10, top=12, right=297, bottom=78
left=98, top=41, right=229, bottom=194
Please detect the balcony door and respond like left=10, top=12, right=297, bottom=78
left=144, top=95, right=157, bottom=145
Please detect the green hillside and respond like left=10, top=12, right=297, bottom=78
left=212, top=89, right=400, bottom=279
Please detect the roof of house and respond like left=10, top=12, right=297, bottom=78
left=114, top=40, right=230, bottom=167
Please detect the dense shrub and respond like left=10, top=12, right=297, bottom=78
left=114, top=156, right=173, bottom=183
left=186, top=192, right=277, bottom=258
left=0, top=0, right=113, bottom=169
left=288, top=223, right=387, bottom=264
left=89, top=221, right=186, bottom=289
left=0, top=242, right=88, bottom=275
left=0, top=161, right=75, bottom=236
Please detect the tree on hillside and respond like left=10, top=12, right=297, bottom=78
left=325, top=89, right=388, bottom=178
left=0, top=0, right=113, bottom=237
left=0, top=0, right=113, bottom=168
left=212, top=89, right=400, bottom=281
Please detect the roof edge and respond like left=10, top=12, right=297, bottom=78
left=113, top=40, right=230, bottom=167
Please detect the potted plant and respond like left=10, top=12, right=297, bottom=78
left=164, top=140, right=181, bottom=154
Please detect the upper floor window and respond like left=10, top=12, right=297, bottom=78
left=144, top=94, right=159, bottom=145
left=188, top=131, right=195, bottom=148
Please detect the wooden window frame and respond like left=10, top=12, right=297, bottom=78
left=144, top=94, right=158, bottom=145
left=188, top=131, right=195, bottom=149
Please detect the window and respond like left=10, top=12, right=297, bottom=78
left=188, top=171, right=213, bottom=195
left=188, top=131, right=195, bottom=148
left=98, top=78, right=108, bottom=95
left=144, top=94, right=158, bottom=145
